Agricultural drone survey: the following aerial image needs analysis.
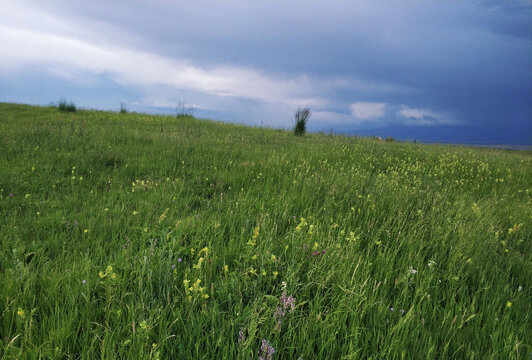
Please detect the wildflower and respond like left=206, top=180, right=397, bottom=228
left=409, top=267, right=417, bottom=275
left=171, top=264, right=176, bottom=270
left=259, top=339, right=275, bottom=360
left=17, top=308, right=25, bottom=318
left=508, top=223, right=523, bottom=235
left=9, top=193, right=13, bottom=197
left=428, top=260, right=436, bottom=269
left=252, top=226, right=260, bottom=240
left=178, top=258, right=182, bottom=262
left=133, top=211, right=138, bottom=215
left=274, top=291, right=296, bottom=330
left=202, top=294, right=209, bottom=299
left=104, top=208, right=109, bottom=212
left=238, top=328, right=246, bottom=343
left=272, top=271, right=278, bottom=279
left=248, top=267, right=257, bottom=275
left=25, top=193, right=30, bottom=198
left=389, top=307, right=395, bottom=312
left=295, top=217, right=308, bottom=232
left=82, top=280, right=86, bottom=284
left=506, top=301, right=512, bottom=308
left=262, top=270, right=267, bottom=276
left=271, top=254, right=276, bottom=261
left=193, top=257, right=204, bottom=269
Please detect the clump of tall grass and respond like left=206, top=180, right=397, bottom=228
left=57, top=99, right=76, bottom=113
left=119, top=103, right=128, bottom=114
left=176, top=101, right=196, bottom=119
left=293, top=107, right=310, bottom=136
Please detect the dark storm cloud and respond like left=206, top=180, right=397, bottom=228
left=1, top=1, right=530, bottom=144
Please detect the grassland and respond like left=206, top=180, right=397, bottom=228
left=0, top=102, right=531, bottom=359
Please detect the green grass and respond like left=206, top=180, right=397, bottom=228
left=0, top=102, right=531, bottom=359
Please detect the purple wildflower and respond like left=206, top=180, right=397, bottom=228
left=178, top=258, right=182, bottom=262
left=171, top=264, right=176, bottom=270
left=82, top=280, right=86, bottom=284
left=9, top=193, right=13, bottom=197
left=274, top=291, right=296, bottom=330
left=259, top=339, right=275, bottom=360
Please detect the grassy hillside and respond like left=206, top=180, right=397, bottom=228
left=0, top=103, right=531, bottom=359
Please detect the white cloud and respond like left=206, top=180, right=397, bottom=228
left=345, top=102, right=455, bottom=127
left=397, top=105, right=455, bottom=125
left=350, top=102, right=389, bottom=120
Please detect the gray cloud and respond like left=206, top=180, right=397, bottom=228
left=0, top=0, right=530, bottom=144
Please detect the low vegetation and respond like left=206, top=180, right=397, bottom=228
left=57, top=99, right=76, bottom=113
left=293, top=107, right=310, bottom=136
left=0, top=103, right=530, bottom=359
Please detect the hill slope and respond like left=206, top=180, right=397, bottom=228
left=1, top=103, right=531, bottom=359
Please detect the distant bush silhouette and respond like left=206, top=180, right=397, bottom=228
left=120, top=103, right=128, bottom=114
left=58, top=99, right=76, bottom=113
left=293, top=107, right=310, bottom=136
left=176, top=101, right=196, bottom=119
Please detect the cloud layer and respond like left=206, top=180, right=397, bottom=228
left=0, top=0, right=530, bottom=144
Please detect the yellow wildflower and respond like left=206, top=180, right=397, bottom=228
left=17, top=308, right=25, bottom=318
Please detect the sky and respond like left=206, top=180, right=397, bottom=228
left=1, top=1, right=531, bottom=145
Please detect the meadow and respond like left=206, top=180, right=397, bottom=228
left=0, top=102, right=530, bottom=359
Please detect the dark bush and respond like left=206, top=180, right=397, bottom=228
left=58, top=99, right=76, bottom=113
left=293, top=107, right=311, bottom=136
